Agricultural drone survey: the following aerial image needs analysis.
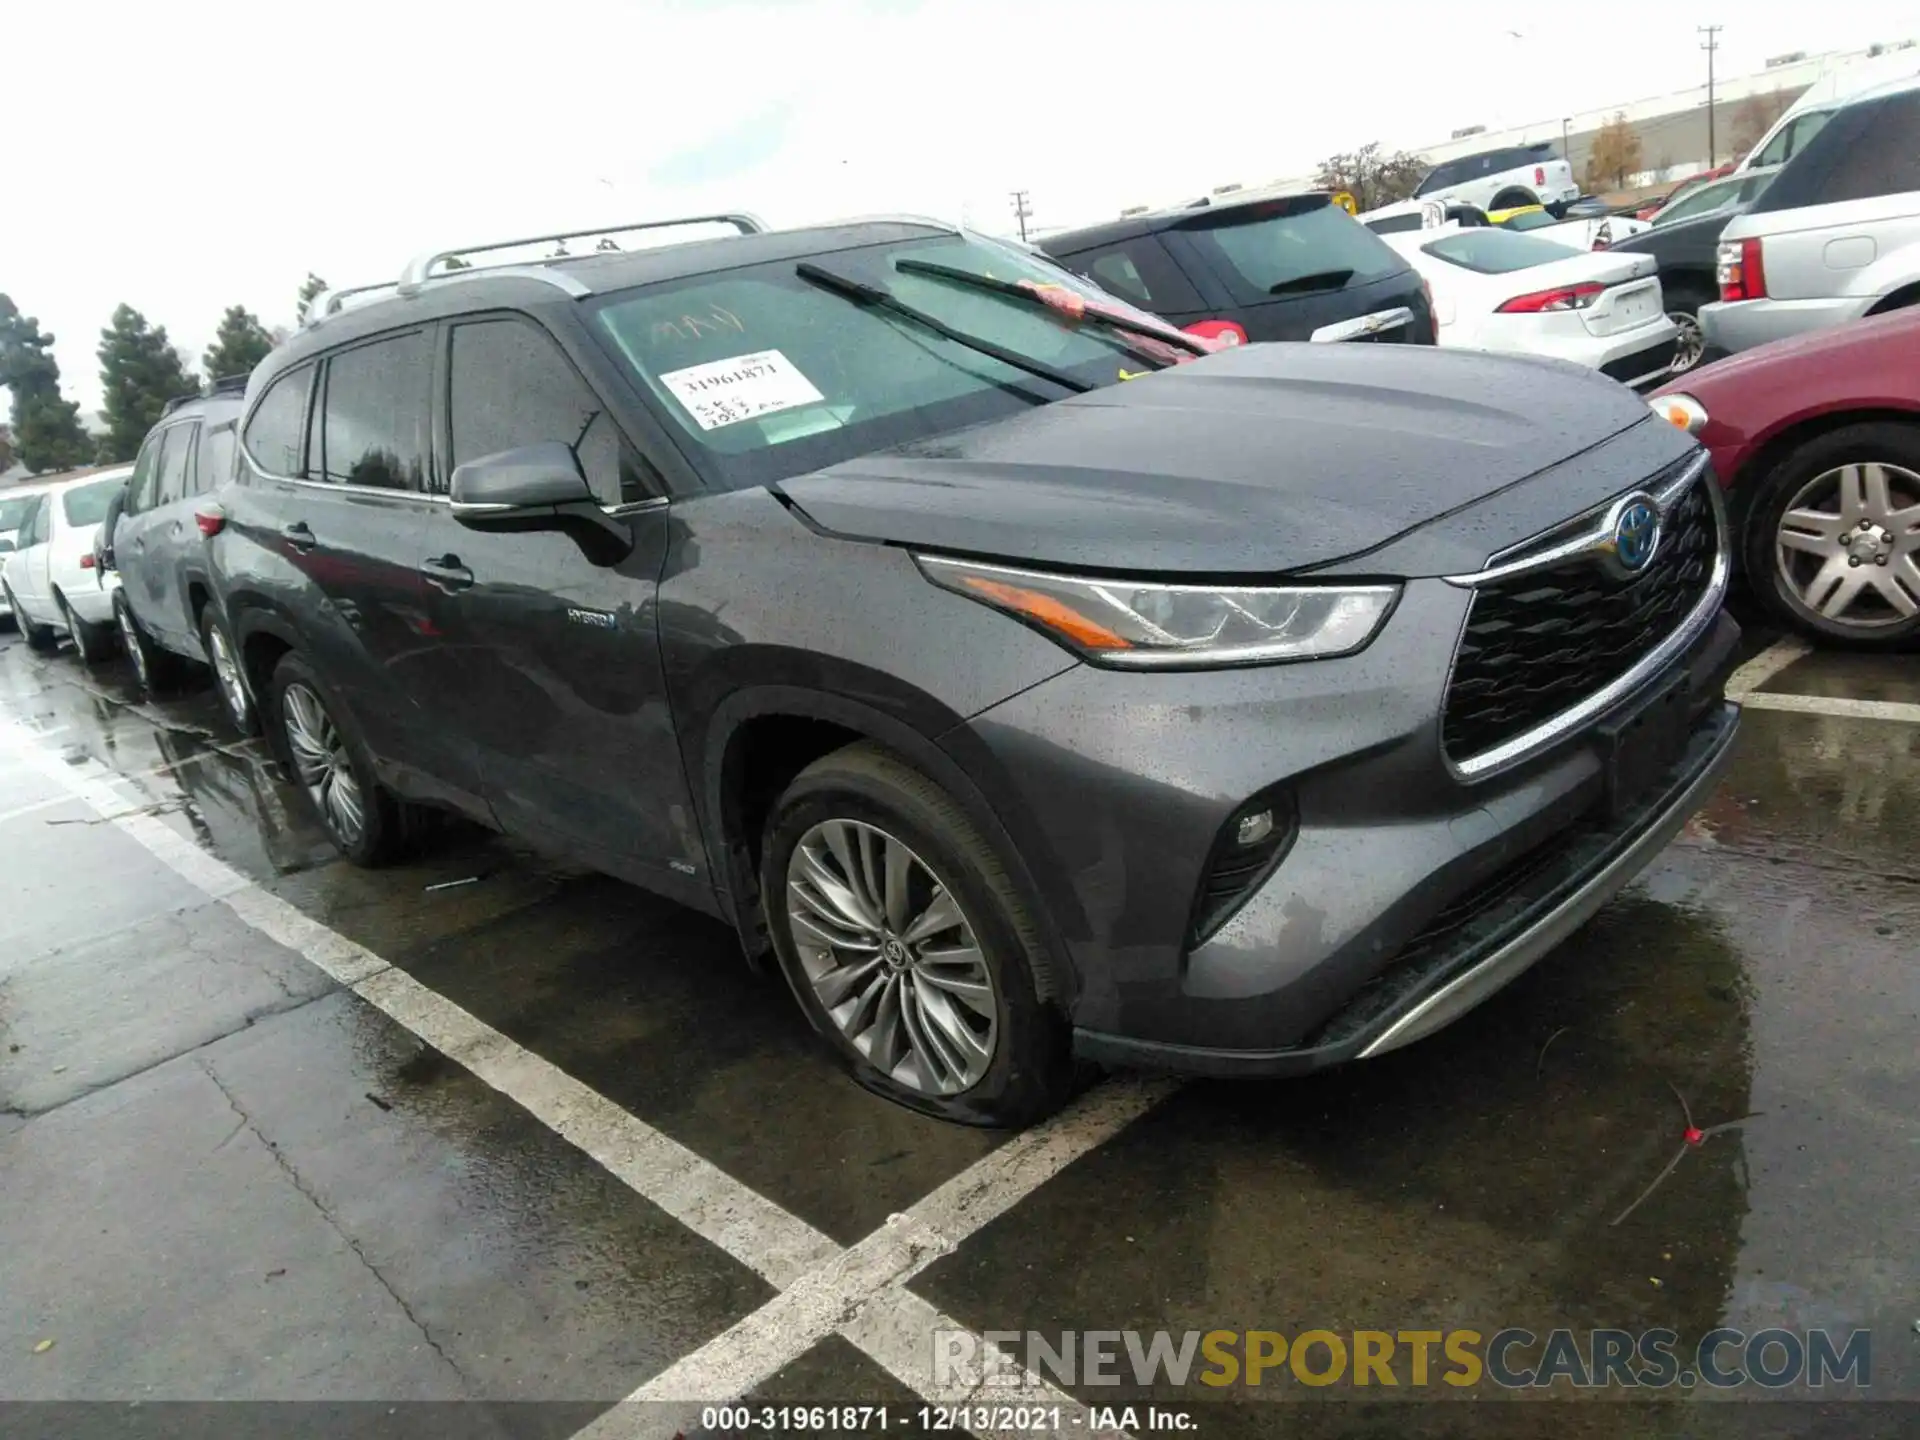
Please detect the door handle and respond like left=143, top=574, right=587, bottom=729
left=282, top=522, right=317, bottom=553
left=419, top=556, right=474, bottom=593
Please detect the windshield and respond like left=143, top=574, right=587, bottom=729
left=63, top=477, right=124, bottom=526
left=591, top=233, right=1205, bottom=490
left=1180, top=199, right=1403, bottom=301
left=1422, top=229, right=1584, bottom=274
left=0, top=494, right=37, bottom=532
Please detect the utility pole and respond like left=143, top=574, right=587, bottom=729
left=1009, top=190, right=1032, bottom=244
left=1699, top=25, right=1722, bottom=167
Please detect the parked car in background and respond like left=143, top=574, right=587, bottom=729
left=0, top=484, right=56, bottom=627
left=1412, top=141, right=1579, bottom=213
left=1357, top=198, right=1490, bottom=235
left=1487, top=203, right=1651, bottom=250
left=1039, top=192, right=1436, bottom=346
left=1382, top=226, right=1677, bottom=386
left=0, top=468, right=133, bottom=662
left=1608, top=167, right=1781, bottom=375
left=1732, top=51, right=1920, bottom=177
left=1652, top=305, right=1920, bottom=648
left=1635, top=165, right=1736, bottom=220
left=1704, top=74, right=1920, bottom=354
left=112, top=380, right=253, bottom=728
left=200, top=214, right=1736, bottom=1127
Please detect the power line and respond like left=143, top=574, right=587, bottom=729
left=1009, top=190, right=1032, bottom=244
left=1699, top=25, right=1722, bottom=166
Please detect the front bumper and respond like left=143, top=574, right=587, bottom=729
left=1074, top=693, right=1740, bottom=1075
left=1699, top=295, right=1872, bottom=354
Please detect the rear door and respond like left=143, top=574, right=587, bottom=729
left=236, top=330, right=486, bottom=814
left=1745, top=91, right=1920, bottom=303
left=418, top=312, right=703, bottom=886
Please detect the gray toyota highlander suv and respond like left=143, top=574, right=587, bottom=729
left=202, top=214, right=1740, bottom=1126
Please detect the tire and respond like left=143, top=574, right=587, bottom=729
left=1490, top=189, right=1537, bottom=213
left=6, top=584, right=59, bottom=652
left=1742, top=421, right=1920, bottom=649
left=200, top=605, right=258, bottom=735
left=760, top=741, right=1075, bottom=1127
left=265, top=649, right=410, bottom=865
left=1661, top=279, right=1716, bottom=376
left=57, top=592, right=115, bottom=665
left=113, top=593, right=185, bottom=693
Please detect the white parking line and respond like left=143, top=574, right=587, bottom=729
left=1735, top=690, right=1920, bottom=724
left=1725, top=637, right=1811, bottom=699
left=0, top=715, right=1168, bottom=1433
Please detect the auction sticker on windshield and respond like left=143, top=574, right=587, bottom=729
left=660, top=349, right=825, bottom=430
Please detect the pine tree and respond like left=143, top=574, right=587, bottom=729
left=296, top=272, right=329, bottom=325
left=96, top=304, right=198, bottom=463
left=203, top=305, right=275, bottom=384
left=0, top=293, right=93, bottom=474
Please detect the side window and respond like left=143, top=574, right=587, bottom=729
left=126, top=432, right=164, bottom=514
left=244, top=365, right=314, bottom=477
left=448, top=318, right=637, bottom=504
left=1070, top=238, right=1206, bottom=314
left=196, top=424, right=236, bottom=494
left=155, top=422, right=197, bottom=506
left=318, top=331, right=430, bottom=491
left=1806, top=94, right=1920, bottom=204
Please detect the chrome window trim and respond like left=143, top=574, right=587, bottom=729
left=1440, top=453, right=1728, bottom=784
left=247, top=470, right=663, bottom=519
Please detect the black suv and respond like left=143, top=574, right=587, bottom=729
left=1037, top=193, right=1436, bottom=346
left=204, top=214, right=1739, bottom=1126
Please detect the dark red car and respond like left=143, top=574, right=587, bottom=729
left=1650, top=306, right=1920, bottom=648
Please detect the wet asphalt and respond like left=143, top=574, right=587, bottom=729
left=0, top=608, right=1915, bottom=1439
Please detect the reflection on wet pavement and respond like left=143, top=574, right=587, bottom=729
left=3, top=618, right=1917, bottom=1430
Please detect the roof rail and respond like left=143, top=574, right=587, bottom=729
left=394, top=213, right=767, bottom=295
left=303, top=280, right=402, bottom=328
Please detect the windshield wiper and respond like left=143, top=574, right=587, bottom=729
left=1267, top=268, right=1355, bottom=296
left=795, top=262, right=1091, bottom=394
left=890, top=259, right=1208, bottom=368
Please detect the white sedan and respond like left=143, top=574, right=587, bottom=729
left=0, top=467, right=131, bottom=663
left=1380, top=227, right=1679, bottom=387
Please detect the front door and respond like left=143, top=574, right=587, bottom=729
left=419, top=314, right=705, bottom=892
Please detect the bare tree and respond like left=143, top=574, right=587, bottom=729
left=1585, top=113, right=1643, bottom=192
left=1313, top=143, right=1429, bottom=212
left=1730, top=88, right=1796, bottom=159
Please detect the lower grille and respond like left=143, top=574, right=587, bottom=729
left=1442, top=469, right=1717, bottom=764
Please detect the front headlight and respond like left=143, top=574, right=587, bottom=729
left=916, top=555, right=1399, bottom=667
left=1650, top=393, right=1709, bottom=435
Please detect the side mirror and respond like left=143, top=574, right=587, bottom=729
left=449, top=442, right=594, bottom=518
left=447, top=442, right=633, bottom=565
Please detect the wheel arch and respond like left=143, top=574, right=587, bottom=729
left=1489, top=186, right=1538, bottom=211
left=1866, top=280, right=1920, bottom=316
left=229, top=602, right=308, bottom=710
left=700, top=685, right=1080, bottom=1007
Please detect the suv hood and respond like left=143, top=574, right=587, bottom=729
left=776, top=343, right=1661, bottom=575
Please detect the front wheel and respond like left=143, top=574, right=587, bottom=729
left=267, top=650, right=410, bottom=865
left=1743, top=422, right=1920, bottom=648
left=114, top=594, right=184, bottom=693
left=58, top=594, right=115, bottom=665
left=761, top=742, right=1075, bottom=1127
left=201, top=607, right=257, bottom=735
left=6, top=584, right=58, bottom=652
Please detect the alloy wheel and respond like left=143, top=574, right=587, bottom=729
left=207, top=622, right=249, bottom=729
left=784, top=818, right=998, bottom=1096
left=1666, top=312, right=1705, bottom=374
left=282, top=681, right=365, bottom=846
left=1774, top=461, right=1920, bottom=632
left=117, top=605, right=150, bottom=687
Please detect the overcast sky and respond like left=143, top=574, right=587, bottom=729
left=4, top=0, right=1915, bottom=415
